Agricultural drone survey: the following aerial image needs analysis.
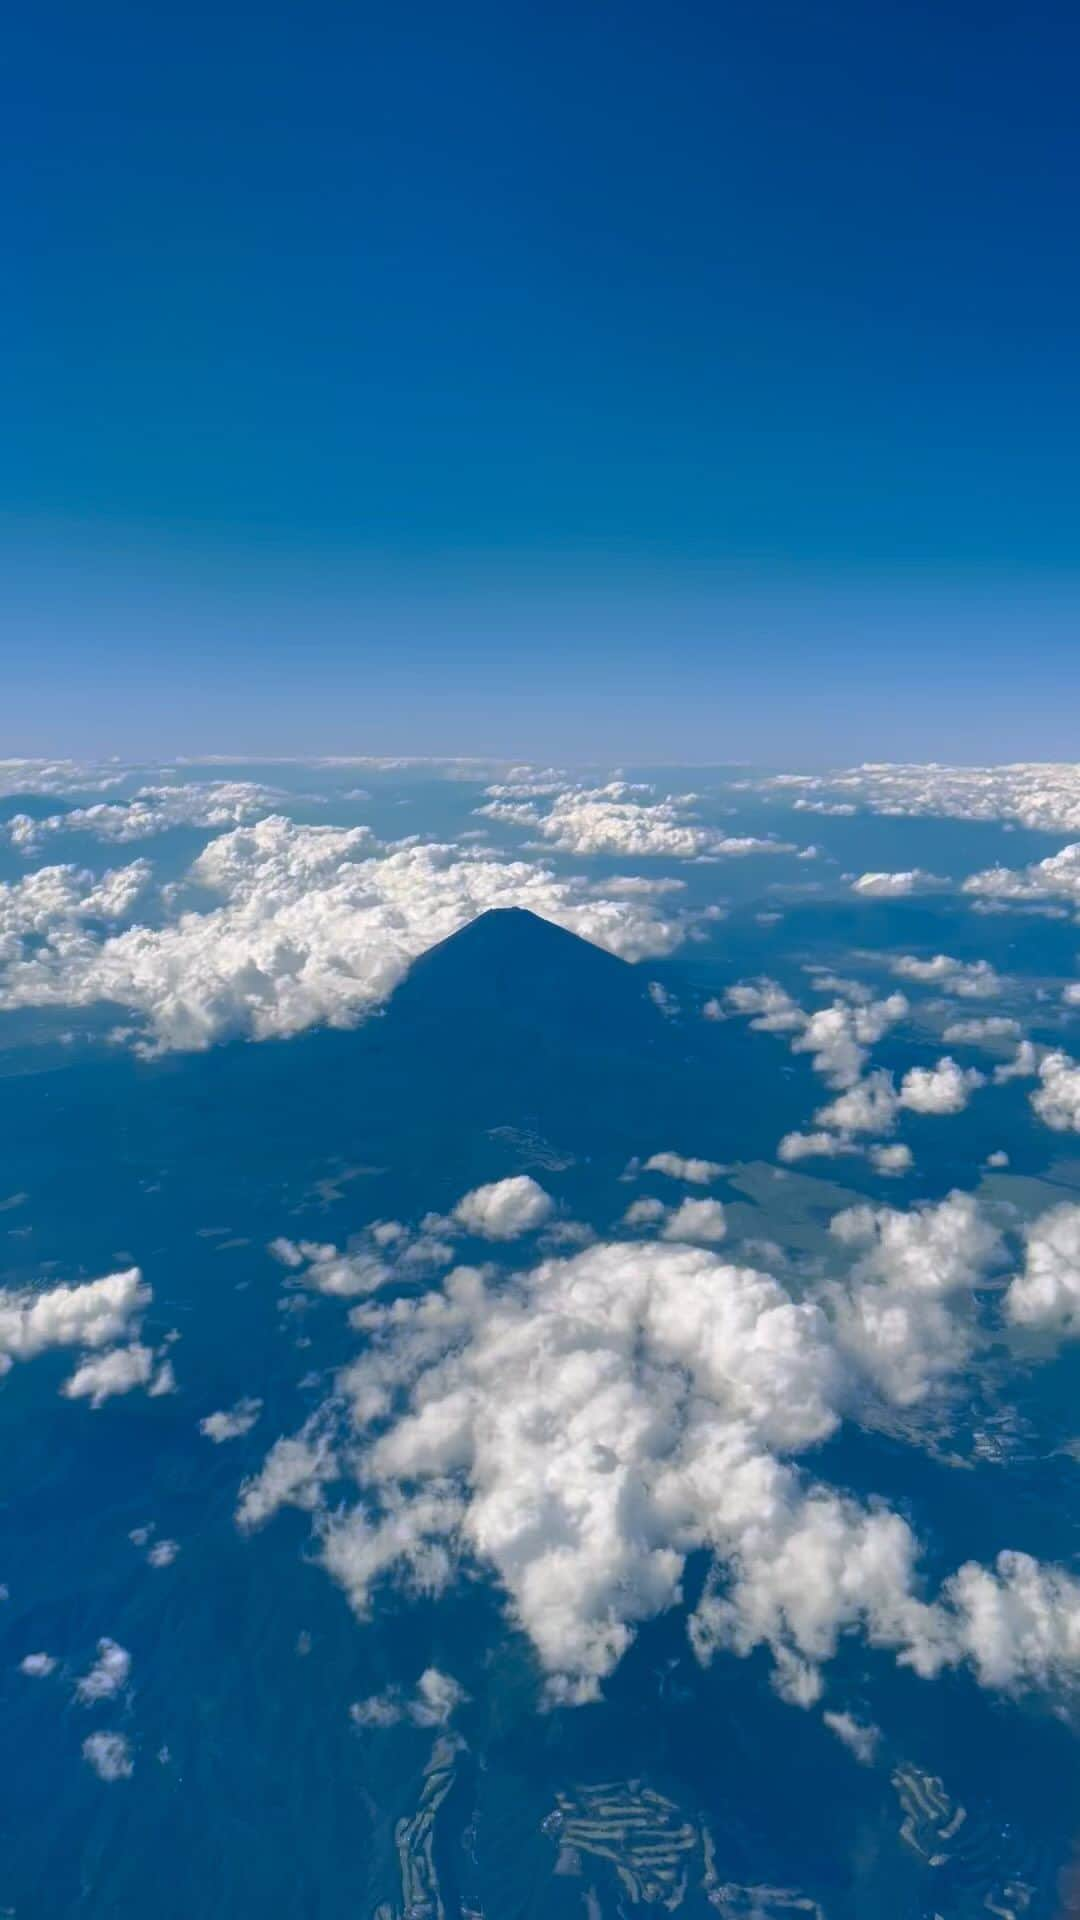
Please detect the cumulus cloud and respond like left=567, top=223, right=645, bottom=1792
left=661, top=1199, right=728, bottom=1244
left=964, top=842, right=1080, bottom=910
left=229, top=1205, right=1080, bottom=1712
left=1031, top=1052, right=1080, bottom=1132
left=0, top=819, right=685, bottom=1052
left=6, top=781, right=285, bottom=851
left=756, top=764, right=1080, bottom=836
left=479, top=783, right=797, bottom=861
left=350, top=1667, right=468, bottom=1730
left=642, top=1152, right=723, bottom=1185
left=82, top=1731, right=134, bottom=1781
left=200, top=1397, right=263, bottom=1442
left=1005, top=1205, right=1080, bottom=1334
left=828, top=1192, right=1003, bottom=1406
left=898, top=1057, right=985, bottom=1116
left=777, top=1131, right=859, bottom=1164
left=0, top=1268, right=149, bottom=1377
left=868, top=1143, right=913, bottom=1177
left=61, top=1343, right=158, bottom=1408
left=822, top=1710, right=880, bottom=1763
left=236, top=1425, right=337, bottom=1531
left=851, top=871, right=949, bottom=898
left=942, top=1016, right=1021, bottom=1046
left=75, top=1638, right=131, bottom=1703
left=889, top=954, right=1005, bottom=998
left=452, top=1176, right=554, bottom=1240
left=726, top=980, right=907, bottom=1090
left=0, top=860, right=151, bottom=967
left=19, top=1652, right=57, bottom=1677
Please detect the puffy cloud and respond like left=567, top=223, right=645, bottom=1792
left=777, top=1132, right=859, bottom=1164
left=236, top=1426, right=337, bottom=1531
left=200, top=1397, right=263, bottom=1443
left=75, top=1638, right=131, bottom=1703
left=146, top=1539, right=179, bottom=1568
left=851, top=871, right=949, bottom=897
left=898, top=1057, right=985, bottom=1116
left=758, top=764, right=1080, bottom=835
left=822, top=1710, right=880, bottom=1763
left=480, top=783, right=796, bottom=861
left=0, top=819, right=684, bottom=1052
left=642, top=1152, right=723, bottom=1185
left=815, top=1070, right=900, bottom=1136
left=452, top=1176, right=554, bottom=1240
left=19, top=1652, right=57, bottom=1677
left=1005, top=1205, right=1080, bottom=1334
left=0, top=860, right=151, bottom=965
left=942, top=1016, right=1021, bottom=1046
left=868, top=1143, right=913, bottom=1177
left=243, top=1215, right=1080, bottom=1710
left=963, top=842, right=1080, bottom=909
left=726, top=981, right=907, bottom=1090
left=889, top=954, right=1005, bottom=998
left=661, top=1199, right=728, bottom=1244
left=1031, top=1052, right=1080, bottom=1131
left=349, top=1667, right=468, bottom=1730
left=82, top=1731, right=134, bottom=1781
left=270, top=1237, right=392, bottom=1296
left=6, top=782, right=284, bottom=850
left=792, top=995, right=908, bottom=1090
left=0, top=1268, right=148, bottom=1375
left=944, top=1551, right=1080, bottom=1692
left=828, top=1192, right=1003, bottom=1406
left=622, top=1197, right=667, bottom=1227
left=61, top=1343, right=157, bottom=1408
left=0, top=759, right=129, bottom=799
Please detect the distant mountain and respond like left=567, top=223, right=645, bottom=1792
left=388, top=906, right=648, bottom=1033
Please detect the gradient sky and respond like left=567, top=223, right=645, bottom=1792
left=5, top=0, right=1080, bottom=760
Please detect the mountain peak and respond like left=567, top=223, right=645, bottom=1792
left=388, top=903, right=639, bottom=1030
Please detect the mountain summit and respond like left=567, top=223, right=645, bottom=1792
left=390, top=906, right=635, bottom=1026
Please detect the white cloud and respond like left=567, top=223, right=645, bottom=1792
left=62, top=1344, right=156, bottom=1408
left=0, top=820, right=684, bottom=1051
left=0, top=1268, right=148, bottom=1376
left=942, top=1016, right=1021, bottom=1046
left=851, top=871, right=949, bottom=897
left=643, top=1152, right=723, bottom=1185
left=964, top=842, right=1080, bottom=910
left=453, top=1175, right=554, bottom=1240
left=75, top=1638, right=131, bottom=1703
left=889, top=954, right=1004, bottom=998
left=828, top=1192, right=1002, bottom=1406
left=0, top=860, right=151, bottom=965
left=270, top=1237, right=392, bottom=1296
left=19, top=1652, right=57, bottom=1677
left=898, top=1057, right=985, bottom=1116
left=815, top=1070, right=900, bottom=1136
left=1005, top=1205, right=1080, bottom=1335
left=480, top=783, right=796, bottom=861
left=758, top=764, right=1080, bottom=835
left=200, top=1396, right=263, bottom=1443
left=350, top=1667, right=468, bottom=1730
left=661, top=1199, right=728, bottom=1244
left=82, top=1731, right=134, bottom=1781
left=822, top=1710, right=881, bottom=1764
left=622, top=1197, right=667, bottom=1226
left=726, top=981, right=907, bottom=1090
left=240, top=1215, right=1080, bottom=1710
left=777, top=1132, right=858, bottom=1164
left=147, top=1539, right=179, bottom=1568
left=0, top=759, right=129, bottom=799
left=1031, top=1052, right=1080, bottom=1131
left=868, top=1143, right=913, bottom=1177
left=6, top=782, right=285, bottom=850
left=236, top=1426, right=337, bottom=1531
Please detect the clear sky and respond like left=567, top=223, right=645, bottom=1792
left=5, top=0, right=1079, bottom=760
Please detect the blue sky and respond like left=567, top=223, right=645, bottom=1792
left=6, top=0, right=1079, bottom=758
